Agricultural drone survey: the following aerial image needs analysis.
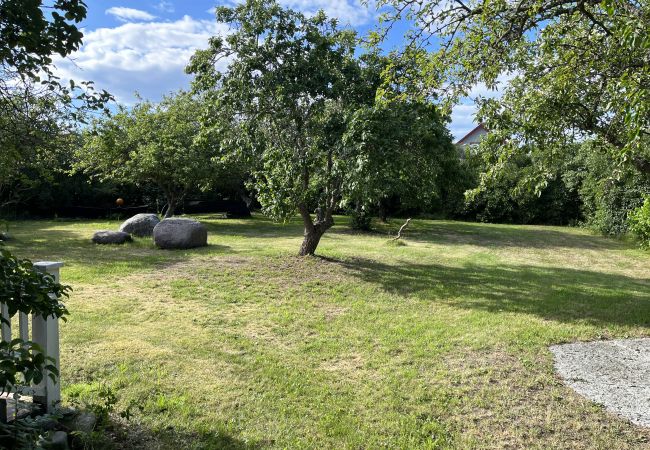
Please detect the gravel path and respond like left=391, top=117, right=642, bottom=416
left=550, top=338, right=650, bottom=427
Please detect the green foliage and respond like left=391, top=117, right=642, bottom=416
left=342, top=100, right=458, bottom=219
left=0, top=0, right=111, bottom=116
left=0, top=0, right=86, bottom=77
left=0, top=248, right=69, bottom=408
left=464, top=146, right=582, bottom=225
left=0, top=0, right=111, bottom=216
left=378, top=0, right=648, bottom=153
left=0, top=94, right=83, bottom=215
left=188, top=0, right=456, bottom=253
left=572, top=140, right=650, bottom=236
left=77, top=92, right=218, bottom=217
left=0, top=339, right=59, bottom=391
left=0, top=249, right=70, bottom=319
left=377, top=0, right=650, bottom=212
left=629, top=197, right=650, bottom=248
left=0, top=413, right=57, bottom=449
left=350, top=207, right=373, bottom=231
left=189, top=1, right=360, bottom=228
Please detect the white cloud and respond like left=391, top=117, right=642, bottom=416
left=279, top=0, right=375, bottom=25
left=216, top=0, right=375, bottom=26
left=53, top=16, right=229, bottom=103
left=154, top=1, right=175, bottom=13
left=106, top=7, right=157, bottom=22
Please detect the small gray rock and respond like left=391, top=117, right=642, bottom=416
left=119, top=213, right=160, bottom=237
left=92, top=230, right=132, bottom=245
left=71, top=411, right=97, bottom=434
left=153, top=218, right=208, bottom=249
left=48, top=431, right=69, bottom=450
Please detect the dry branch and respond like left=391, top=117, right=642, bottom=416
left=392, top=218, right=412, bottom=240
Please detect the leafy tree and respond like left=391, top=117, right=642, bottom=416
left=189, top=0, right=456, bottom=255
left=571, top=140, right=650, bottom=235
left=77, top=92, right=218, bottom=218
left=343, top=100, right=458, bottom=222
left=464, top=144, right=583, bottom=224
left=189, top=0, right=361, bottom=255
left=0, top=0, right=111, bottom=215
left=0, top=91, right=79, bottom=214
left=375, top=0, right=650, bottom=179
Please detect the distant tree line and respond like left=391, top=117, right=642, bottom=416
left=1, top=0, right=649, bottom=251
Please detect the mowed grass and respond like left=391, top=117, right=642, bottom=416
left=5, top=214, right=650, bottom=449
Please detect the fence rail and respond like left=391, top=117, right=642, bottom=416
left=0, top=261, right=63, bottom=421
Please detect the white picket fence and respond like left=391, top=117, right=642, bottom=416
left=0, top=262, right=63, bottom=421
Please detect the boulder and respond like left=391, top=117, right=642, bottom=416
left=92, top=230, right=132, bottom=245
left=119, top=213, right=160, bottom=237
left=153, top=218, right=208, bottom=249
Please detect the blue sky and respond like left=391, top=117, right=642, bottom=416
left=54, top=0, right=482, bottom=140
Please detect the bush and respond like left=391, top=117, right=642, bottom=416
left=350, top=207, right=373, bottom=231
left=629, top=197, right=650, bottom=248
left=0, top=249, right=70, bottom=448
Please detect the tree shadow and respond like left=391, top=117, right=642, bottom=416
left=320, top=256, right=650, bottom=328
left=107, top=419, right=268, bottom=449
left=371, top=220, right=631, bottom=251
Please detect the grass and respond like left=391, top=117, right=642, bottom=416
left=4, top=214, right=650, bottom=449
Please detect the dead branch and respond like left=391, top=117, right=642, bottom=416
left=392, top=218, right=412, bottom=240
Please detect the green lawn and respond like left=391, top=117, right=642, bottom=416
left=5, top=215, right=650, bottom=449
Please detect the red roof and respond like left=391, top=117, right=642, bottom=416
left=456, top=123, right=488, bottom=145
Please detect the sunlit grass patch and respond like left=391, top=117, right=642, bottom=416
left=5, top=214, right=650, bottom=449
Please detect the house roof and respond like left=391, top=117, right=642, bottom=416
left=456, top=123, right=488, bottom=145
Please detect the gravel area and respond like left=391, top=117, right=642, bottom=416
left=550, top=338, right=650, bottom=427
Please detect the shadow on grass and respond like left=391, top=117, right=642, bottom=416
left=321, top=256, right=650, bottom=329
left=371, top=220, right=629, bottom=251
left=109, top=420, right=267, bottom=450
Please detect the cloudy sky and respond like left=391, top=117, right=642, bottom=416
left=55, top=0, right=486, bottom=140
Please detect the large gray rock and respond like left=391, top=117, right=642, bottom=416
left=153, top=218, right=208, bottom=249
left=92, top=230, right=132, bottom=245
left=119, top=213, right=160, bottom=237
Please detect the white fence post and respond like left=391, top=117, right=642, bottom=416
left=32, top=261, right=63, bottom=413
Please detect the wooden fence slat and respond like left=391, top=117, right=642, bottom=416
left=18, top=313, right=28, bottom=342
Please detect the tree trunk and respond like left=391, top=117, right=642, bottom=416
left=297, top=204, right=333, bottom=256
left=299, top=227, right=326, bottom=256
left=378, top=200, right=388, bottom=223
left=164, top=196, right=177, bottom=219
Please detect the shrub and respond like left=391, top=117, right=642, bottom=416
left=350, top=207, right=373, bottom=231
left=629, top=197, right=650, bottom=248
left=0, top=249, right=70, bottom=448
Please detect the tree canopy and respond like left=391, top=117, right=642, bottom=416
left=0, top=0, right=111, bottom=213
left=188, top=0, right=457, bottom=255
left=376, top=0, right=650, bottom=182
left=77, top=92, right=217, bottom=218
